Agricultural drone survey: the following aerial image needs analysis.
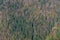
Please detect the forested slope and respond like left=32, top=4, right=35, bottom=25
left=0, top=0, right=60, bottom=40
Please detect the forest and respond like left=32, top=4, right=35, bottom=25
left=0, top=0, right=60, bottom=40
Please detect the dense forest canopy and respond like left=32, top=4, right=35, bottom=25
left=0, top=0, right=60, bottom=40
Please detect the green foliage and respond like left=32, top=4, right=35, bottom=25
left=0, top=0, right=60, bottom=40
